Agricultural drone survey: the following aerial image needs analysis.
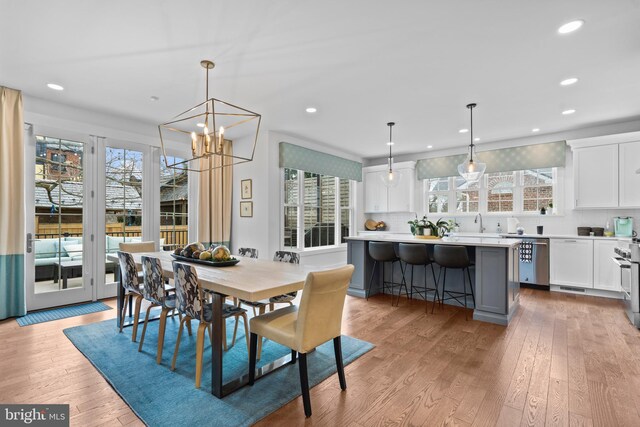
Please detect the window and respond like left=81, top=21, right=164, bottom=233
left=427, top=178, right=449, bottom=214
left=160, top=156, right=189, bottom=249
left=283, top=168, right=352, bottom=250
left=455, top=177, right=479, bottom=213
left=423, top=168, right=559, bottom=215
left=522, top=168, right=553, bottom=212
left=486, top=172, right=515, bottom=213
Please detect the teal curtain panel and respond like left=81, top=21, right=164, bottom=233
left=416, top=141, right=567, bottom=179
left=279, top=142, right=363, bottom=182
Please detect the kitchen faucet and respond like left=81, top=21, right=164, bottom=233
left=474, top=213, right=485, bottom=233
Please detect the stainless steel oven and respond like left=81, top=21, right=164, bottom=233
left=613, top=241, right=640, bottom=327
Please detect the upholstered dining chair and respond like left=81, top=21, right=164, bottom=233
left=137, top=256, right=180, bottom=364
left=248, top=264, right=354, bottom=418
left=118, top=241, right=159, bottom=328
left=171, top=261, right=250, bottom=389
left=117, top=251, right=145, bottom=342
left=236, top=248, right=269, bottom=315
left=254, top=250, right=301, bottom=359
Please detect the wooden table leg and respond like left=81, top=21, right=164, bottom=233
left=211, top=292, right=224, bottom=397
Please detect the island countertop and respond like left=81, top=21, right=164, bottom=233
left=345, top=234, right=521, bottom=248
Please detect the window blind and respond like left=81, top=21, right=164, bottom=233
left=279, top=142, right=362, bottom=182
left=416, top=141, right=566, bottom=180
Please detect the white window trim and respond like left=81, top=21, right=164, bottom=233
left=280, top=169, right=354, bottom=252
left=423, top=167, right=562, bottom=217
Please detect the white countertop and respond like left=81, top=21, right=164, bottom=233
left=448, top=232, right=632, bottom=241
left=346, top=233, right=521, bottom=248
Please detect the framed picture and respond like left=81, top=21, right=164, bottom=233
left=240, top=201, right=253, bottom=217
left=241, top=179, right=252, bottom=199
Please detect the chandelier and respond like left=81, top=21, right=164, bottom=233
left=457, top=103, right=486, bottom=183
left=159, top=60, right=261, bottom=172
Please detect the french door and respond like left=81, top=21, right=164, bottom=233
left=24, top=127, right=94, bottom=310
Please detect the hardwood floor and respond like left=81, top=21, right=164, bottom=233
left=1, top=289, right=639, bottom=426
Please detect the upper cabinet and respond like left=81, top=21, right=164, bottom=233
left=619, top=141, right=640, bottom=207
left=573, top=144, right=618, bottom=208
left=569, top=133, right=640, bottom=209
left=363, top=162, right=415, bottom=213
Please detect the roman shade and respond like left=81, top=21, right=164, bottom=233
left=279, top=142, right=362, bottom=182
left=416, top=141, right=566, bottom=180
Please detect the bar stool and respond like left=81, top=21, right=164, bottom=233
left=366, top=241, right=407, bottom=305
left=433, top=245, right=476, bottom=319
left=398, top=243, right=440, bottom=313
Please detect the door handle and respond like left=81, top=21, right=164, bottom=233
left=26, top=233, right=35, bottom=253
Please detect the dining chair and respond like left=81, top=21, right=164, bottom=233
left=170, top=261, right=250, bottom=389
left=236, top=248, right=269, bottom=316
left=117, top=251, right=145, bottom=342
left=137, top=255, right=180, bottom=364
left=118, top=241, right=159, bottom=325
left=248, top=264, right=355, bottom=417
left=255, top=250, right=301, bottom=359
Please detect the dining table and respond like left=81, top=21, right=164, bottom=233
left=108, top=250, right=311, bottom=398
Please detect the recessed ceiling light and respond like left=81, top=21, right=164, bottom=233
left=305, top=107, right=317, bottom=113
left=196, top=123, right=205, bottom=128
left=427, top=145, right=433, bottom=149
left=150, top=96, right=159, bottom=101
left=562, top=109, right=576, bottom=115
left=532, top=128, right=540, bottom=132
left=459, top=128, right=469, bottom=133
left=386, top=142, right=394, bottom=146
left=474, top=137, right=480, bottom=142
left=47, top=83, right=64, bottom=91
left=560, top=77, right=578, bottom=86
left=558, top=20, right=584, bottom=34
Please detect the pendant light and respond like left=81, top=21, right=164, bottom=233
left=381, top=122, right=401, bottom=187
left=457, top=103, right=486, bottom=183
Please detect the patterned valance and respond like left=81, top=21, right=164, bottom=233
left=416, top=141, right=566, bottom=180
left=279, top=142, right=362, bottom=181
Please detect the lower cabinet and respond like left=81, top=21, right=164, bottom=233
left=550, top=239, right=594, bottom=288
left=593, top=240, right=621, bottom=291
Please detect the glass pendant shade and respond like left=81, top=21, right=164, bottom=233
left=457, top=103, right=485, bottom=183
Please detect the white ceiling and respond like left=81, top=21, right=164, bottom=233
left=1, top=0, right=639, bottom=159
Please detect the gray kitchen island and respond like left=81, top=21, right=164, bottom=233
left=345, top=234, right=521, bottom=325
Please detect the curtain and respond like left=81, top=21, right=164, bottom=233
left=198, top=141, right=233, bottom=248
left=0, top=87, right=26, bottom=319
left=416, top=141, right=566, bottom=179
left=279, top=142, right=362, bottom=181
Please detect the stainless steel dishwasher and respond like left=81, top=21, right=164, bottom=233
left=505, top=236, right=550, bottom=289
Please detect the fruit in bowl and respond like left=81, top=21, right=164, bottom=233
left=199, top=251, right=213, bottom=261
left=180, top=242, right=205, bottom=258
left=211, top=245, right=232, bottom=261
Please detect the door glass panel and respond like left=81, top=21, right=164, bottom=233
left=34, top=136, right=85, bottom=293
left=161, top=155, right=189, bottom=251
left=105, top=147, right=143, bottom=285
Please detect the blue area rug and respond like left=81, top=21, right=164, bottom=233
left=16, top=301, right=112, bottom=326
left=64, top=316, right=374, bottom=426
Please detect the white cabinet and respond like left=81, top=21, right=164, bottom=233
left=550, top=239, right=594, bottom=288
left=364, top=171, right=388, bottom=213
left=619, top=141, right=640, bottom=207
left=573, top=145, right=618, bottom=208
left=363, top=162, right=415, bottom=213
left=593, top=240, right=621, bottom=291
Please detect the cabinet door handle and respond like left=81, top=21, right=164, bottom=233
left=564, top=240, right=577, bottom=243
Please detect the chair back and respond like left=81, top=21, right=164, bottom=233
left=398, top=243, right=430, bottom=265
left=238, top=247, right=259, bottom=259
left=368, top=242, right=397, bottom=262
left=433, top=245, right=470, bottom=269
left=141, top=256, right=166, bottom=305
left=295, top=265, right=354, bottom=353
left=117, top=251, right=139, bottom=293
left=273, top=251, right=300, bottom=264
left=119, top=241, right=156, bottom=253
left=172, top=261, right=204, bottom=320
